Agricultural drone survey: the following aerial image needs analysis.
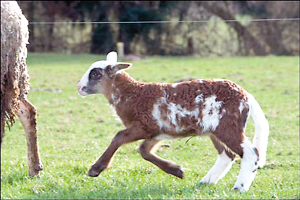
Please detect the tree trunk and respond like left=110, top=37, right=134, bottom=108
left=201, top=2, right=267, bottom=56
left=28, top=2, right=35, bottom=52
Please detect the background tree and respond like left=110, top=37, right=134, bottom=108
left=17, top=1, right=299, bottom=56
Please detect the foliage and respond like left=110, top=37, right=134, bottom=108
left=1, top=54, right=299, bottom=199
left=17, top=1, right=299, bottom=56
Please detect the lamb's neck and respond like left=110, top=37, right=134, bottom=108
left=109, top=71, right=139, bottom=106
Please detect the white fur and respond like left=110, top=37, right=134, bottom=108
left=195, top=94, right=204, bottom=103
left=247, top=92, right=269, bottom=168
left=106, top=51, right=117, bottom=62
left=172, top=83, right=179, bottom=88
left=154, top=134, right=175, bottom=140
left=239, top=100, right=245, bottom=113
left=78, top=61, right=106, bottom=96
left=152, top=97, right=200, bottom=133
left=233, top=139, right=258, bottom=192
left=201, top=95, right=223, bottom=132
left=168, top=103, right=199, bottom=124
left=111, top=94, right=121, bottom=105
left=152, top=100, right=172, bottom=130
left=200, top=151, right=234, bottom=184
left=78, top=51, right=122, bottom=96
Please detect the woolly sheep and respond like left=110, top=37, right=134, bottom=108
left=1, top=1, right=43, bottom=176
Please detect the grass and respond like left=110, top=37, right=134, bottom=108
left=1, top=53, right=299, bottom=199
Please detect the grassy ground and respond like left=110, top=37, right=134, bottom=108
left=1, top=54, right=299, bottom=199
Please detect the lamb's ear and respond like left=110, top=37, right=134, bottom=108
left=113, top=62, right=132, bottom=71
left=106, top=51, right=118, bottom=62
left=105, top=62, right=132, bottom=78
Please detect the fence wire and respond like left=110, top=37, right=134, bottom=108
left=29, top=17, right=300, bottom=24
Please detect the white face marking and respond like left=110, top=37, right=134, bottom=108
left=78, top=51, right=119, bottom=96
left=201, top=95, right=223, bottom=132
left=77, top=61, right=111, bottom=96
left=198, top=79, right=204, bottom=83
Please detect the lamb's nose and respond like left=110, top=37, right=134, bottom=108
left=81, top=86, right=87, bottom=91
left=77, top=85, right=86, bottom=92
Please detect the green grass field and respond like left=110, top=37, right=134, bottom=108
left=1, top=54, right=299, bottom=199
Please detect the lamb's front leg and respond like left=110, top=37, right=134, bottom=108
left=88, top=126, right=146, bottom=177
left=139, top=139, right=184, bottom=179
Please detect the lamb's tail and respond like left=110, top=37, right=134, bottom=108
left=247, top=92, right=269, bottom=168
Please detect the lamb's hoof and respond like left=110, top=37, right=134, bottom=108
left=257, top=160, right=266, bottom=169
left=88, top=167, right=101, bottom=177
left=199, top=181, right=208, bottom=185
left=199, top=180, right=209, bottom=185
left=173, top=168, right=184, bottom=179
left=232, top=184, right=247, bottom=193
left=28, top=163, right=43, bottom=177
left=28, top=170, right=41, bottom=177
left=36, top=163, right=43, bottom=171
left=199, top=176, right=211, bottom=184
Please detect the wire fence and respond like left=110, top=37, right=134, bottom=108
left=27, top=17, right=300, bottom=56
left=29, top=17, right=300, bottom=24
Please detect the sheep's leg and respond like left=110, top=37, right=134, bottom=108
left=88, top=126, right=145, bottom=177
left=18, top=99, right=43, bottom=176
left=232, top=139, right=259, bottom=192
left=214, top=129, right=258, bottom=192
left=200, top=135, right=235, bottom=184
left=139, top=139, right=184, bottom=179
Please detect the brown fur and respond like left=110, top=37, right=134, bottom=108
left=110, top=73, right=247, bottom=139
left=85, top=68, right=251, bottom=178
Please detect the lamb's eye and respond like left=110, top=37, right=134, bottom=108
left=89, top=68, right=102, bottom=80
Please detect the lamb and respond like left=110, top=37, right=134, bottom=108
left=77, top=51, right=269, bottom=192
left=1, top=1, right=43, bottom=176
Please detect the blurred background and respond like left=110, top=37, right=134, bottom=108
left=18, top=1, right=299, bottom=57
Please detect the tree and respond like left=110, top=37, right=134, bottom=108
left=200, top=1, right=267, bottom=56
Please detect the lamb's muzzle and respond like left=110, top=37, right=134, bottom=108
left=78, top=51, right=269, bottom=192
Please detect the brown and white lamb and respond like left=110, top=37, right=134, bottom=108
left=77, top=52, right=269, bottom=192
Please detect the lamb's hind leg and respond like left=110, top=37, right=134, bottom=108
left=233, top=139, right=259, bottom=192
left=214, top=129, right=259, bottom=192
left=139, top=139, right=184, bottom=179
left=18, top=99, right=43, bottom=176
left=200, top=135, right=235, bottom=184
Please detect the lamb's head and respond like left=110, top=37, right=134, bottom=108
left=78, top=51, right=132, bottom=96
